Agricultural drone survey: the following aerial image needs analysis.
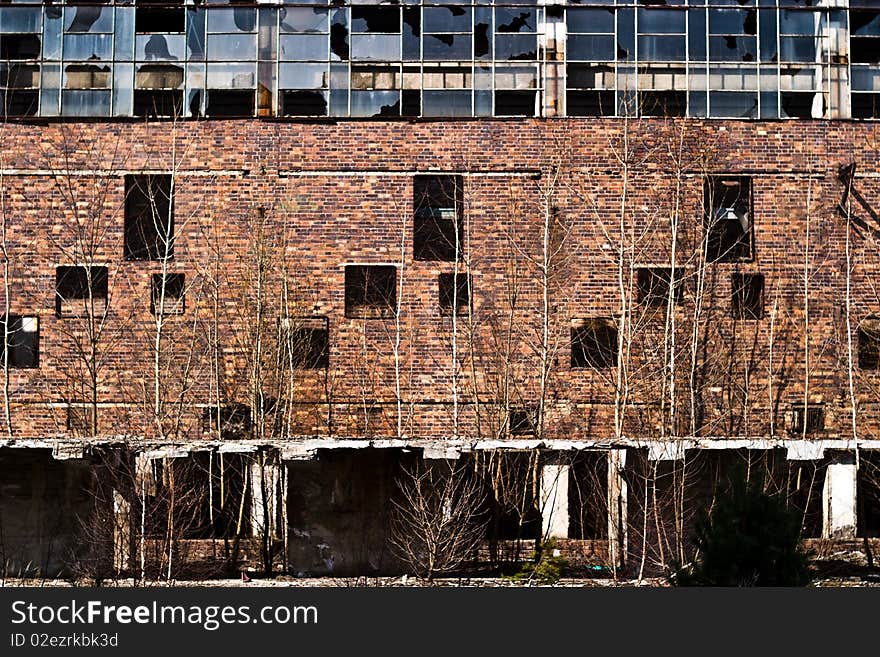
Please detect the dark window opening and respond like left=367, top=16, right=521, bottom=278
left=571, top=318, right=617, bottom=369
left=567, top=90, right=616, bottom=116
left=0, top=34, right=41, bottom=60
left=858, top=451, right=880, bottom=537
left=789, top=405, right=824, bottom=435
left=280, top=90, right=327, bottom=116
left=150, top=273, right=185, bottom=315
left=205, top=90, right=254, bottom=117
left=1, top=90, right=38, bottom=117
left=731, top=272, right=764, bottom=320
left=143, top=453, right=252, bottom=539
left=438, top=272, right=470, bottom=316
left=494, top=90, right=536, bottom=116
left=285, top=317, right=330, bottom=369
left=133, top=89, right=183, bottom=118
left=401, top=89, right=420, bottom=116
left=124, top=174, right=174, bottom=261
left=852, top=93, right=880, bottom=120
left=201, top=404, right=252, bottom=440
left=704, top=176, right=753, bottom=262
left=781, top=92, right=815, bottom=119
left=351, top=7, right=400, bottom=33
left=135, top=7, right=185, bottom=34
left=639, top=90, right=686, bottom=117
left=858, top=319, right=880, bottom=369
left=637, top=267, right=683, bottom=307
left=55, top=265, right=108, bottom=318
left=568, top=452, right=609, bottom=540
left=1, top=315, right=38, bottom=369
left=344, top=265, right=397, bottom=319
left=508, top=406, right=536, bottom=436
left=413, top=174, right=464, bottom=262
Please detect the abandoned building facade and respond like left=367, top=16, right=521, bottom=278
left=2, top=0, right=880, bottom=579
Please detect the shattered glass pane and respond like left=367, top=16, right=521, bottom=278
left=136, top=35, right=185, bottom=61
left=65, top=7, right=113, bottom=34
left=63, top=35, right=113, bottom=60
left=350, top=90, right=399, bottom=117
left=280, top=8, right=329, bottom=34
left=351, top=34, right=400, bottom=61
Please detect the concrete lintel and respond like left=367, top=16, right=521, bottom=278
left=141, top=447, right=190, bottom=460
left=785, top=441, right=826, bottom=461
left=217, top=443, right=258, bottom=454
left=422, top=446, right=461, bottom=461
left=648, top=441, right=688, bottom=461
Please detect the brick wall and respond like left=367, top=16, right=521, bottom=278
left=1, top=117, right=879, bottom=443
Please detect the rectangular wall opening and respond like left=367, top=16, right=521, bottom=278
left=571, top=318, right=617, bottom=368
left=859, top=318, right=880, bottom=369
left=201, top=404, right=252, bottom=440
left=55, top=265, right=108, bottom=318
left=438, top=272, right=470, bottom=316
left=413, top=174, right=464, bottom=262
left=1, top=315, right=38, bottom=369
left=636, top=267, right=683, bottom=307
left=284, top=317, right=330, bottom=369
left=150, top=273, right=185, bottom=315
left=704, top=176, right=753, bottom=262
left=124, top=174, right=174, bottom=261
left=344, top=265, right=397, bottom=319
left=731, top=272, right=764, bottom=320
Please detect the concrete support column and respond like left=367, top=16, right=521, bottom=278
left=250, top=455, right=281, bottom=540
left=823, top=452, right=857, bottom=539
left=113, top=490, right=131, bottom=574
left=541, top=462, right=570, bottom=539
left=608, top=449, right=628, bottom=568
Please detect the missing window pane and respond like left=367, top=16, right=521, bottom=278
left=344, top=265, right=397, bottom=319
left=571, top=318, right=617, bottom=368
left=413, top=175, right=464, bottom=262
left=705, top=176, right=752, bottom=262
left=124, top=174, right=174, bottom=261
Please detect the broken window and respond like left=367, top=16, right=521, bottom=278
left=1, top=63, right=39, bottom=116
left=731, top=273, right=764, bottom=321
left=851, top=10, right=880, bottom=64
left=201, top=404, right=252, bottom=440
left=344, top=265, right=397, bottom=319
left=637, top=9, right=686, bottom=62
left=636, top=267, right=683, bottom=308
left=704, top=176, right=752, bottom=262
left=438, top=272, right=470, bottom=316
left=350, top=7, right=401, bottom=61
left=708, top=8, right=757, bottom=62
left=124, top=174, right=174, bottom=261
left=508, top=406, right=537, bottom=436
left=788, top=404, right=824, bottom=435
left=413, top=175, right=464, bottom=262
left=639, top=89, right=686, bottom=117
left=1, top=315, right=38, bottom=369
left=571, top=318, right=617, bottom=369
left=55, top=265, right=108, bottom=318
left=150, top=273, right=185, bottom=316
left=284, top=317, right=330, bottom=369
left=495, top=8, right=537, bottom=61
left=858, top=319, right=880, bottom=370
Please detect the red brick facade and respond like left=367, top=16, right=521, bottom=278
left=0, top=118, right=879, bottom=446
